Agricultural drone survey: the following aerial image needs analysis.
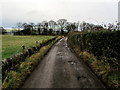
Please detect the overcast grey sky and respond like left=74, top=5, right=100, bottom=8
left=0, top=0, right=119, bottom=28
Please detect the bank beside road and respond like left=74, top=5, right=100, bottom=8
left=2, top=36, right=62, bottom=88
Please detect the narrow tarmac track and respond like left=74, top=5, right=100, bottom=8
left=22, top=38, right=105, bottom=88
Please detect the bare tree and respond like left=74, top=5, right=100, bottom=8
left=29, top=22, right=35, bottom=34
left=16, top=22, right=22, bottom=31
left=0, top=27, right=7, bottom=35
left=48, top=20, right=57, bottom=34
left=117, top=22, right=120, bottom=30
left=57, top=19, right=67, bottom=35
left=21, top=23, right=33, bottom=35
left=65, top=22, right=77, bottom=33
left=37, top=23, right=42, bottom=35
left=41, top=21, right=49, bottom=35
left=48, top=20, right=57, bottom=30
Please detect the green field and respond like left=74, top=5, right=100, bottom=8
left=2, top=35, right=55, bottom=59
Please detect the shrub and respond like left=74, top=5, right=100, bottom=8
left=68, top=30, right=120, bottom=88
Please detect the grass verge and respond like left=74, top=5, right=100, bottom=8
left=2, top=36, right=63, bottom=88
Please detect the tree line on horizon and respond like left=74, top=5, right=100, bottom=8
left=1, top=19, right=120, bottom=35
left=12, top=19, right=104, bottom=35
left=14, top=19, right=76, bottom=35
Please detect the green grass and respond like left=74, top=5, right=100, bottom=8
left=2, top=36, right=62, bottom=88
left=2, top=35, right=55, bottom=59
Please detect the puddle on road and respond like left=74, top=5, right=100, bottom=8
left=68, top=61, right=76, bottom=66
left=57, top=52, right=64, bottom=56
left=57, top=52, right=65, bottom=60
left=77, top=76, right=87, bottom=80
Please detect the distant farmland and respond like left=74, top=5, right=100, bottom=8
left=2, top=35, right=55, bottom=59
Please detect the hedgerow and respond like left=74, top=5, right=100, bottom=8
left=68, top=30, right=120, bottom=88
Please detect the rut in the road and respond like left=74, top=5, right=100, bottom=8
left=22, top=38, right=105, bottom=88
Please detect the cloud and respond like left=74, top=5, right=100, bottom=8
left=27, top=10, right=38, bottom=15
left=1, top=0, right=119, bottom=3
left=0, top=3, right=2, bottom=26
left=1, top=0, right=119, bottom=28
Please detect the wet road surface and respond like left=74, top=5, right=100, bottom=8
left=22, top=38, right=105, bottom=88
